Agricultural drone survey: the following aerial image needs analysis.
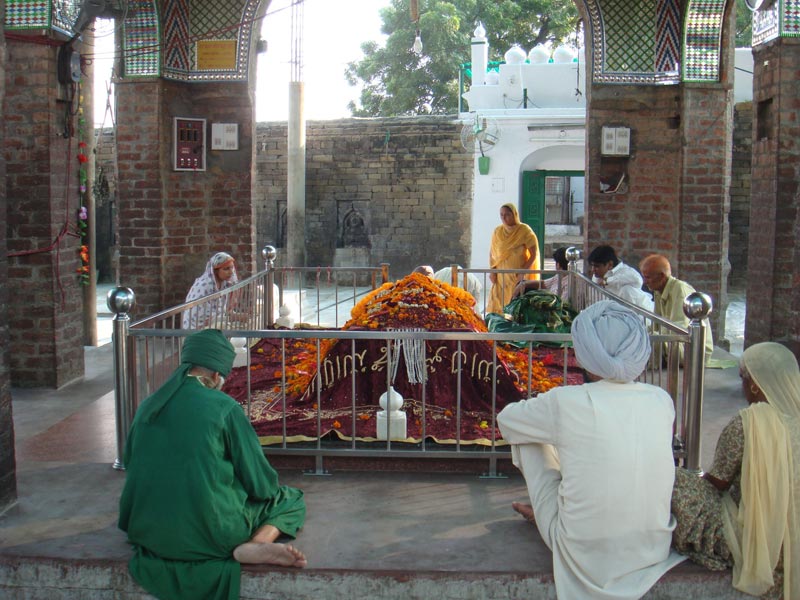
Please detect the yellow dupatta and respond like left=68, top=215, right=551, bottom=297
left=489, top=203, right=540, bottom=272
left=722, top=342, right=800, bottom=599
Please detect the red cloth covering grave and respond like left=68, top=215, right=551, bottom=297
left=223, top=273, right=583, bottom=444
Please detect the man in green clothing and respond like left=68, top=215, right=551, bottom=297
left=640, top=254, right=714, bottom=363
left=119, top=329, right=306, bottom=600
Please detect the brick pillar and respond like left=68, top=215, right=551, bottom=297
left=0, top=1, right=18, bottom=511
left=115, top=80, right=256, bottom=317
left=728, top=102, right=753, bottom=290
left=587, top=83, right=731, bottom=341
left=5, top=39, right=84, bottom=387
left=746, top=37, right=800, bottom=351
left=678, top=85, right=732, bottom=344
left=586, top=86, right=682, bottom=270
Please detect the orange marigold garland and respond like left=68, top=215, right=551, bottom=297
left=343, top=272, right=486, bottom=332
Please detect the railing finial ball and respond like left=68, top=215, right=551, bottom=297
left=107, top=286, right=136, bottom=315
left=262, top=245, right=277, bottom=264
left=683, top=292, right=712, bottom=320
left=565, top=246, right=581, bottom=262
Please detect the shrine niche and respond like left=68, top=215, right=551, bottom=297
left=334, top=203, right=371, bottom=283
left=338, top=205, right=370, bottom=249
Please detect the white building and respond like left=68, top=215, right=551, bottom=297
left=461, top=23, right=753, bottom=269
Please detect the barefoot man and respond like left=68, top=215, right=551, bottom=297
left=119, top=329, right=306, bottom=600
left=498, top=301, right=685, bottom=599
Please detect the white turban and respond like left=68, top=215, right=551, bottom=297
left=572, top=300, right=651, bottom=382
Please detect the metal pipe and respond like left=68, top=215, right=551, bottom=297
left=682, top=292, right=712, bottom=473
left=108, top=286, right=136, bottom=471
left=263, top=245, right=276, bottom=328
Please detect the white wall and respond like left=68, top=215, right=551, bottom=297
left=469, top=117, right=584, bottom=268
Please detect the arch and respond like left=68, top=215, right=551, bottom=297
left=339, top=206, right=370, bottom=249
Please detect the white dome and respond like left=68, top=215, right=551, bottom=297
left=485, top=70, right=500, bottom=85
left=553, top=45, right=577, bottom=64
left=504, top=45, right=527, bottom=65
left=474, top=22, right=486, bottom=39
left=528, top=45, right=550, bottom=64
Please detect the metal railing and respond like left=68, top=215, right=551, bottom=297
left=109, top=248, right=710, bottom=476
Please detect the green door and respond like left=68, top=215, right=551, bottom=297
left=521, top=170, right=585, bottom=267
left=521, top=171, right=546, bottom=267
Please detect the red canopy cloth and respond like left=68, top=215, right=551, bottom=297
left=223, top=274, right=583, bottom=445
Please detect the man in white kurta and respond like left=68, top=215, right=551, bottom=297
left=498, top=301, right=685, bottom=599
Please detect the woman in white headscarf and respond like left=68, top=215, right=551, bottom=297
left=498, top=301, right=685, bottom=599
left=182, top=252, right=239, bottom=329
left=671, top=341, right=799, bottom=599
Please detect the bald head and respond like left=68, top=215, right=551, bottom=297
left=639, top=254, right=671, bottom=293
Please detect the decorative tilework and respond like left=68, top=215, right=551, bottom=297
left=5, top=0, right=81, bottom=35
left=604, top=0, right=655, bottom=73
left=51, top=0, right=78, bottom=34
left=783, top=0, right=800, bottom=35
left=5, top=0, right=52, bottom=30
left=655, top=0, right=681, bottom=76
left=683, top=0, right=725, bottom=82
left=163, top=0, right=193, bottom=72
left=161, top=0, right=258, bottom=82
left=753, top=3, right=780, bottom=45
left=123, top=0, right=161, bottom=77
left=580, top=0, right=682, bottom=84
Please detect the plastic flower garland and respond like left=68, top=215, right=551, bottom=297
left=76, top=205, right=89, bottom=284
left=75, top=96, right=90, bottom=285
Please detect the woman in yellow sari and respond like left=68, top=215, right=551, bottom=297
left=486, top=203, right=540, bottom=314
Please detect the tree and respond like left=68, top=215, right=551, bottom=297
left=345, top=0, right=581, bottom=117
left=734, top=0, right=752, bottom=47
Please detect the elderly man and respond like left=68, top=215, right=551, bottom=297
left=433, top=265, right=483, bottom=310
left=119, top=329, right=307, bottom=600
left=498, top=301, right=685, bottom=599
left=588, top=245, right=653, bottom=311
left=639, top=254, right=713, bottom=362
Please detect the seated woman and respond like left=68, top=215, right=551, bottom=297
left=512, top=247, right=570, bottom=300
left=671, top=341, right=799, bottom=599
left=182, top=252, right=238, bottom=329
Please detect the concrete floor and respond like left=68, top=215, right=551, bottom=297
left=0, top=288, right=753, bottom=599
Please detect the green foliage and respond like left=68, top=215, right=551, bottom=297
left=734, top=0, right=752, bottom=47
left=345, top=0, right=580, bottom=117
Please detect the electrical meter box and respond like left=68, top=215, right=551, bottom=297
left=173, top=118, right=206, bottom=171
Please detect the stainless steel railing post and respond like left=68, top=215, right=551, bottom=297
left=682, top=292, right=712, bottom=474
left=565, top=246, right=581, bottom=308
left=108, top=287, right=136, bottom=471
left=262, top=245, right=277, bottom=328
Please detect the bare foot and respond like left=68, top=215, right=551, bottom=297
left=233, top=542, right=308, bottom=568
left=512, top=501, right=536, bottom=525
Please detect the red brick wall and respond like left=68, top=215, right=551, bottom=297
left=747, top=37, right=800, bottom=350
left=5, top=39, right=84, bottom=387
left=587, top=82, right=731, bottom=338
left=0, top=2, right=18, bottom=510
left=679, top=85, right=732, bottom=339
left=729, top=102, right=752, bottom=289
left=115, top=80, right=256, bottom=317
left=586, top=86, right=681, bottom=268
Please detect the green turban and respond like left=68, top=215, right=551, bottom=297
left=181, top=329, right=236, bottom=376
left=135, top=330, right=235, bottom=424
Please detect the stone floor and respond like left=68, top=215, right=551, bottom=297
left=0, top=283, right=752, bottom=599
